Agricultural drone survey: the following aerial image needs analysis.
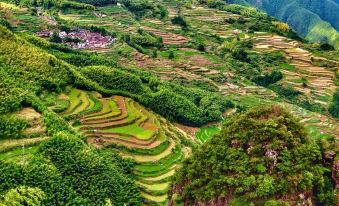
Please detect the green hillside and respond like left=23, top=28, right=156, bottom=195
left=170, top=106, right=337, bottom=205
left=0, top=0, right=338, bottom=205
left=227, top=0, right=339, bottom=49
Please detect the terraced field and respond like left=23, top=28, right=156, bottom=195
left=57, top=88, right=194, bottom=205
left=253, top=34, right=338, bottom=105
left=0, top=107, right=49, bottom=163
left=196, top=126, right=220, bottom=143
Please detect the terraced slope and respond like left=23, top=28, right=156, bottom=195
left=57, top=88, right=194, bottom=205
left=252, top=34, right=337, bottom=105
left=0, top=107, right=49, bottom=162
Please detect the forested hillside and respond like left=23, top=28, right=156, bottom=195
left=169, top=106, right=337, bottom=206
left=227, top=0, right=339, bottom=49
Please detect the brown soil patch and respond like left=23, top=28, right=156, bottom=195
left=87, top=135, right=162, bottom=149
left=143, top=27, right=190, bottom=45
left=14, top=108, right=46, bottom=136
left=141, top=120, right=158, bottom=131
left=174, top=123, right=199, bottom=137
left=15, top=108, right=41, bottom=122
left=186, top=55, right=213, bottom=67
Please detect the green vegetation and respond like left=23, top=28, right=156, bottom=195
left=75, top=0, right=116, bottom=6
left=196, top=126, right=220, bottom=143
left=0, top=115, right=27, bottom=139
left=0, top=186, right=45, bottom=206
left=120, top=0, right=168, bottom=19
left=53, top=88, right=195, bottom=203
left=253, top=71, right=283, bottom=87
left=0, top=24, right=232, bottom=126
left=227, top=0, right=339, bottom=48
left=328, top=90, right=339, bottom=118
left=171, top=106, right=330, bottom=205
left=0, top=0, right=338, bottom=205
left=0, top=132, right=142, bottom=205
left=171, top=16, right=188, bottom=28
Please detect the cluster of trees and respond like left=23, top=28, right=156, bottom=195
left=253, top=70, right=283, bottom=87
left=328, top=90, right=339, bottom=118
left=11, top=0, right=97, bottom=13
left=119, top=0, right=168, bottom=19
left=123, top=28, right=163, bottom=52
left=74, top=0, right=116, bottom=6
left=78, top=66, right=233, bottom=126
left=0, top=132, right=142, bottom=205
left=200, top=0, right=301, bottom=40
left=81, top=66, right=147, bottom=95
left=269, top=84, right=301, bottom=99
left=0, top=115, right=27, bottom=139
left=0, top=186, right=45, bottom=206
left=171, top=16, right=188, bottom=29
left=60, top=1, right=95, bottom=11
left=218, top=39, right=286, bottom=82
left=170, top=106, right=334, bottom=205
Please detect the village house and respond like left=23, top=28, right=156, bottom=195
left=36, top=29, right=115, bottom=49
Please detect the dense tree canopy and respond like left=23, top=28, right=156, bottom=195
left=0, top=132, right=142, bottom=205
left=0, top=187, right=45, bottom=206
left=170, top=106, right=327, bottom=205
left=328, top=90, right=339, bottom=118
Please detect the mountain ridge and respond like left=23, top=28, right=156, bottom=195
left=227, top=0, right=339, bottom=49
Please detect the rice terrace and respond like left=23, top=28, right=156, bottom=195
left=0, top=0, right=338, bottom=205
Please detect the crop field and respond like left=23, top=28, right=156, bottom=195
left=56, top=88, right=194, bottom=205
left=59, top=5, right=138, bottom=35
left=0, top=107, right=49, bottom=163
left=0, top=3, right=57, bottom=33
left=253, top=34, right=337, bottom=105
left=196, top=126, right=221, bottom=143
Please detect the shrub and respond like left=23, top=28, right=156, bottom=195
left=0, top=18, right=11, bottom=29
left=328, top=91, right=339, bottom=118
left=49, top=32, right=62, bottom=43
left=0, top=187, right=45, bottom=206
left=314, top=176, right=335, bottom=206
left=197, top=43, right=206, bottom=52
left=171, top=16, right=188, bottom=28
left=0, top=115, right=27, bottom=139
left=253, top=71, right=283, bottom=87
left=168, top=50, right=175, bottom=59
left=43, top=111, right=71, bottom=135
